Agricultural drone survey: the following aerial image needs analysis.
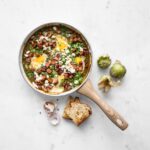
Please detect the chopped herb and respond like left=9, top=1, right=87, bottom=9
left=50, top=65, right=55, bottom=70
left=61, top=58, right=66, bottom=64
left=27, top=72, right=34, bottom=78
left=75, top=72, right=82, bottom=79
left=71, top=42, right=84, bottom=49
left=28, top=45, right=33, bottom=51
left=49, top=71, right=58, bottom=77
left=61, top=25, right=68, bottom=33
left=41, top=72, right=47, bottom=75
left=30, top=48, right=43, bottom=54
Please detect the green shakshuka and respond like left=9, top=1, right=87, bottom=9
left=22, top=25, right=91, bottom=94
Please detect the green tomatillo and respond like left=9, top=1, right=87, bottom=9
left=110, top=60, right=126, bottom=79
left=97, top=55, right=111, bottom=69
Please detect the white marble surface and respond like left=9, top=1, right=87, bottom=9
left=0, top=0, right=150, bottom=149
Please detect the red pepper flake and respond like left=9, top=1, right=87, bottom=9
left=45, top=61, right=51, bottom=67
left=52, top=78, right=58, bottom=85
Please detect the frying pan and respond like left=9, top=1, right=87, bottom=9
left=19, top=22, right=128, bottom=130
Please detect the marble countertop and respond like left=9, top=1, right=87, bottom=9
left=0, top=0, right=150, bottom=149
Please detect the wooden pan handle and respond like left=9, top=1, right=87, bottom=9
left=78, top=80, right=128, bottom=130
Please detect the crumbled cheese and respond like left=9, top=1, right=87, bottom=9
left=24, top=54, right=29, bottom=57
left=32, top=82, right=38, bottom=88
left=68, top=67, right=75, bottom=73
left=61, top=65, right=65, bottom=69
left=65, top=58, right=71, bottom=65
left=34, top=72, right=39, bottom=78
left=51, top=35, right=56, bottom=38
left=26, top=51, right=30, bottom=54
left=42, top=32, right=47, bottom=36
left=79, top=47, right=83, bottom=51
left=70, top=83, right=73, bottom=86
left=66, top=33, right=71, bottom=37
left=61, top=52, right=66, bottom=56
left=34, top=72, right=43, bottom=82
left=53, top=26, right=57, bottom=31
left=39, top=35, right=50, bottom=42
left=65, top=49, right=70, bottom=54
left=36, top=75, right=43, bottom=81
left=72, top=53, right=75, bottom=57
left=44, top=80, right=49, bottom=87
left=61, top=63, right=75, bottom=73
left=63, top=68, right=67, bottom=73
left=43, top=45, right=51, bottom=51
left=58, top=61, right=63, bottom=65
left=47, top=46, right=51, bottom=50
left=60, top=53, right=76, bottom=73
left=54, top=74, right=58, bottom=77
left=24, top=50, right=30, bottom=57
left=43, top=45, right=47, bottom=50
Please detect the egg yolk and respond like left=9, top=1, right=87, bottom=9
left=75, top=57, right=82, bottom=64
left=31, top=54, right=47, bottom=70
left=56, top=35, right=68, bottom=51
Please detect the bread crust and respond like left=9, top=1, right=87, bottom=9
left=63, top=96, right=92, bottom=125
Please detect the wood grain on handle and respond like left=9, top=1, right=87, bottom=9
left=78, top=80, right=128, bottom=130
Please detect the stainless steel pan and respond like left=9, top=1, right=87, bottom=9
left=19, top=22, right=128, bottom=130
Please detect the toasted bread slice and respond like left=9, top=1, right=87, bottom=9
left=63, top=96, right=92, bottom=126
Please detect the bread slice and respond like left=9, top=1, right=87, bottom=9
left=63, top=96, right=92, bottom=126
